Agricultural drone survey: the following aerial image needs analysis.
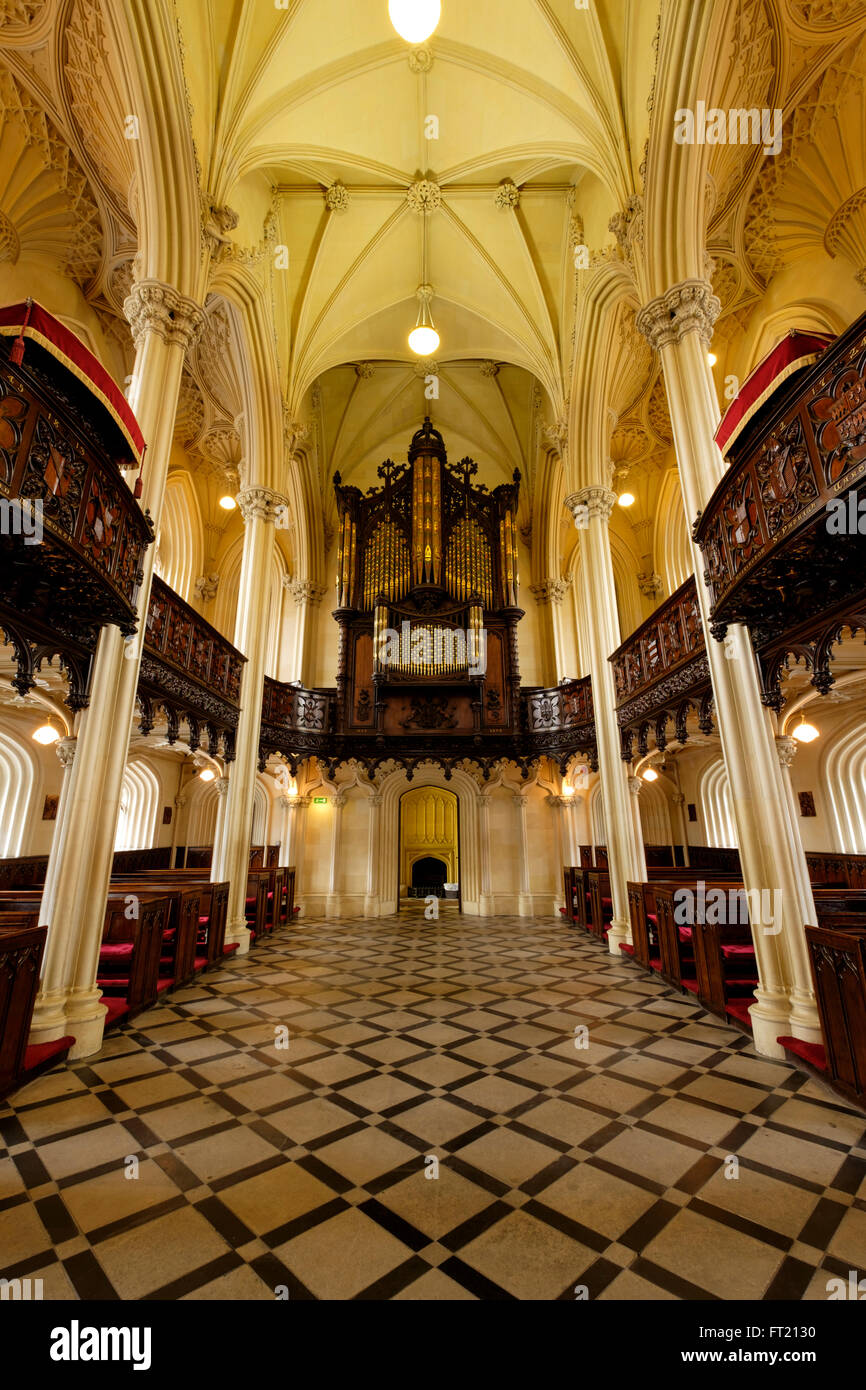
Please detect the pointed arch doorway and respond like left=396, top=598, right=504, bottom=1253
left=399, top=786, right=460, bottom=910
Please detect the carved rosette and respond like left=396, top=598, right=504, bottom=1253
left=324, top=181, right=350, bottom=214
left=123, top=280, right=206, bottom=352
left=635, top=279, right=721, bottom=351
left=495, top=180, right=520, bottom=211
left=407, top=180, right=442, bottom=215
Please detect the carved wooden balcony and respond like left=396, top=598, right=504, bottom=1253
left=137, top=576, right=245, bottom=759
left=0, top=305, right=153, bottom=709
left=259, top=677, right=335, bottom=771
left=694, top=314, right=866, bottom=668
left=522, top=676, right=597, bottom=772
left=610, top=576, right=713, bottom=759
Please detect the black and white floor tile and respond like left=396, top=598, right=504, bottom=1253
left=1, top=912, right=864, bottom=1301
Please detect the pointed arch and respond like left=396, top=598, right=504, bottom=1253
left=698, top=756, right=737, bottom=849
left=115, top=759, right=161, bottom=852
left=0, top=729, right=40, bottom=857
left=823, top=720, right=866, bottom=854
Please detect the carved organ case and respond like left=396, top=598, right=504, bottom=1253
left=333, top=419, right=523, bottom=740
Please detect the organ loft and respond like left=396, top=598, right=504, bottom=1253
left=332, top=418, right=523, bottom=748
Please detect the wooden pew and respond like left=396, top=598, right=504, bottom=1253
left=109, top=872, right=230, bottom=966
left=806, top=921, right=866, bottom=1106
left=0, top=915, right=46, bottom=1100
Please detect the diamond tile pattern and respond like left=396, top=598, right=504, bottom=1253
left=1, top=913, right=865, bottom=1300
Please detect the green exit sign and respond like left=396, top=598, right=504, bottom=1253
left=313, top=797, right=328, bottom=805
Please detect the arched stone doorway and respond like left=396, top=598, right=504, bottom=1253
left=399, top=785, right=459, bottom=907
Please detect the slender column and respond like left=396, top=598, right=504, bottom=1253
left=776, top=737, right=817, bottom=927
left=547, top=794, right=573, bottom=909
left=365, top=792, right=382, bottom=916
left=477, top=791, right=493, bottom=914
left=566, top=487, right=647, bottom=952
left=670, top=792, right=691, bottom=868
left=285, top=582, right=327, bottom=683
left=327, top=794, right=347, bottom=915
left=39, top=736, right=78, bottom=929
left=513, top=792, right=532, bottom=916
left=529, top=579, right=568, bottom=686
left=636, top=281, right=820, bottom=1051
left=30, top=283, right=204, bottom=1054
left=214, top=487, right=290, bottom=952
left=627, top=776, right=645, bottom=861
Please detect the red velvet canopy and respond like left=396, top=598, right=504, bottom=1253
left=714, top=329, right=834, bottom=457
left=0, top=299, right=146, bottom=467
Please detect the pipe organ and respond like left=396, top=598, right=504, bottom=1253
left=333, top=418, right=523, bottom=743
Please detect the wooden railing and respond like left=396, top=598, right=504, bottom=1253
left=694, top=313, right=866, bottom=644
left=522, top=676, right=597, bottom=771
left=609, top=576, right=713, bottom=756
left=136, top=577, right=246, bottom=756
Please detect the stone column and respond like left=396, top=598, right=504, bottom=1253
left=566, top=487, right=647, bottom=953
left=547, top=793, right=575, bottom=909
left=29, top=282, right=204, bottom=1055
left=214, top=487, right=290, bottom=953
left=365, top=792, right=382, bottom=916
left=776, top=736, right=817, bottom=928
left=35, top=736, right=79, bottom=996
left=286, top=581, right=327, bottom=684
left=327, top=794, right=347, bottom=915
left=513, top=792, right=533, bottom=916
left=670, top=792, right=690, bottom=868
left=636, top=280, right=820, bottom=1052
left=627, top=775, right=645, bottom=863
left=529, top=579, right=568, bottom=686
left=477, top=791, right=494, bottom=915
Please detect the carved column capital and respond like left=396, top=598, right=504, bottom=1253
left=565, top=487, right=617, bottom=524
left=628, top=775, right=643, bottom=797
left=332, top=794, right=347, bottom=809
left=288, top=580, right=327, bottom=607
left=530, top=576, right=571, bottom=606
left=215, top=776, right=230, bottom=797
left=635, top=278, right=721, bottom=351
left=238, top=487, right=290, bottom=525
left=512, top=792, right=529, bottom=808
left=477, top=792, right=491, bottom=809
left=369, top=792, right=383, bottom=808
left=123, top=279, right=206, bottom=352
left=775, top=735, right=798, bottom=769
left=670, top=792, right=686, bottom=806
left=56, top=736, right=77, bottom=769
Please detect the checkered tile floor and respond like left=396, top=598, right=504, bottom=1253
left=1, top=912, right=865, bottom=1300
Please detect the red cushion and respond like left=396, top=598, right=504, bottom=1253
left=721, top=943, right=756, bottom=958
left=678, top=926, right=693, bottom=941
left=647, top=913, right=658, bottom=926
left=99, top=942, right=134, bottom=958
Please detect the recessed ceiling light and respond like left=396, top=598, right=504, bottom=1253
left=617, top=492, right=635, bottom=508
left=707, top=352, right=717, bottom=366
left=641, top=766, right=659, bottom=782
left=199, top=768, right=217, bottom=782
left=219, top=495, right=237, bottom=511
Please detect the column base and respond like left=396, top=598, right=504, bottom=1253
left=364, top=895, right=381, bottom=917
left=787, top=989, right=823, bottom=1045
left=607, top=918, right=630, bottom=955
left=517, top=892, right=533, bottom=917
left=64, top=988, right=107, bottom=1060
left=28, top=989, right=72, bottom=1047
left=479, top=892, right=495, bottom=916
left=225, top=919, right=252, bottom=955
left=748, top=989, right=793, bottom=1058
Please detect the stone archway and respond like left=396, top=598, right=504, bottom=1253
left=376, top=766, right=482, bottom=915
